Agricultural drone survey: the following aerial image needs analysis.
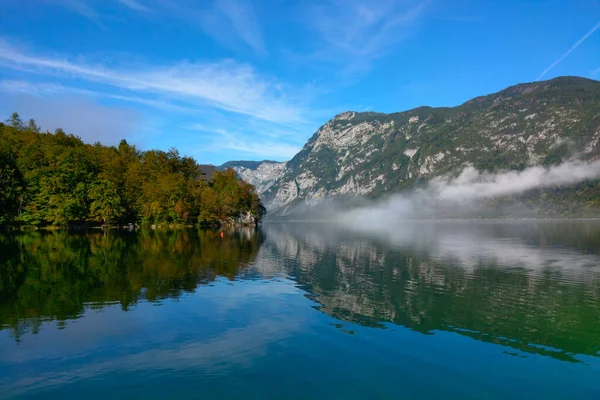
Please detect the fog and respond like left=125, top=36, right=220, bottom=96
left=339, top=159, right=600, bottom=228
left=430, top=159, right=600, bottom=201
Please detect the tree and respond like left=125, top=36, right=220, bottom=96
left=27, top=119, right=40, bottom=133
left=0, top=165, right=20, bottom=225
left=0, top=112, right=266, bottom=227
left=6, top=112, right=23, bottom=130
left=89, top=179, right=125, bottom=224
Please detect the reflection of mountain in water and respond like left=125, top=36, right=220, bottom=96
left=2, top=222, right=600, bottom=363
left=0, top=228, right=262, bottom=340
left=258, top=222, right=600, bottom=363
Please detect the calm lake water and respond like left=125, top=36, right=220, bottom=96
left=1, top=221, right=600, bottom=399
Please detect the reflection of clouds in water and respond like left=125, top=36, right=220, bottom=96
left=1, top=279, right=307, bottom=396
left=255, top=222, right=600, bottom=364
left=0, top=306, right=142, bottom=363
left=251, top=247, right=289, bottom=277
left=376, top=223, right=600, bottom=271
left=7, top=321, right=295, bottom=396
left=260, top=221, right=600, bottom=273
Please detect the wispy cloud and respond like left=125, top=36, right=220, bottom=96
left=45, top=0, right=153, bottom=22
left=190, top=126, right=301, bottom=159
left=0, top=80, right=66, bottom=96
left=115, top=0, right=153, bottom=13
left=0, top=79, right=200, bottom=115
left=45, top=0, right=265, bottom=54
left=537, top=21, right=600, bottom=81
left=216, top=138, right=300, bottom=159
left=45, top=0, right=102, bottom=24
left=216, top=0, right=265, bottom=54
left=194, top=0, right=266, bottom=55
left=1, top=78, right=307, bottom=160
left=305, top=0, right=427, bottom=69
left=0, top=39, right=303, bottom=124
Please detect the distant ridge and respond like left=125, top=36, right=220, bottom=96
left=219, top=160, right=280, bottom=171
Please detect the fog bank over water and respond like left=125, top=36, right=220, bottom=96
left=336, top=159, right=600, bottom=227
left=430, top=159, right=600, bottom=201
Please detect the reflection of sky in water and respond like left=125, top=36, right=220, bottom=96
left=0, top=278, right=309, bottom=396
left=2, top=278, right=599, bottom=399
left=1, top=222, right=600, bottom=399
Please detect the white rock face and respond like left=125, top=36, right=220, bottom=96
left=584, top=129, right=600, bottom=154
left=231, top=161, right=286, bottom=195
left=264, top=110, right=595, bottom=214
left=225, top=79, right=600, bottom=216
left=271, top=180, right=299, bottom=210
left=262, top=114, right=396, bottom=213
left=404, top=148, right=419, bottom=159
left=419, top=152, right=445, bottom=176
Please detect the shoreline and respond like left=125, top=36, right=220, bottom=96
left=264, top=217, right=600, bottom=223
left=0, top=222, right=260, bottom=232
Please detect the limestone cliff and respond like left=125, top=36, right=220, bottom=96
left=224, top=76, right=600, bottom=217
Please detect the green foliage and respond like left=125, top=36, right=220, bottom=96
left=0, top=114, right=264, bottom=227
left=89, top=179, right=125, bottom=223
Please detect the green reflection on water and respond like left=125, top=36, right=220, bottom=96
left=1, top=222, right=600, bottom=364
left=0, top=228, right=262, bottom=340
left=264, top=222, right=600, bottom=363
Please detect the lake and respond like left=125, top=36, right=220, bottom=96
left=1, top=221, right=600, bottom=399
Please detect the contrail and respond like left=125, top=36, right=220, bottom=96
left=536, top=21, right=600, bottom=81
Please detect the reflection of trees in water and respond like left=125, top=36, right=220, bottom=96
left=261, top=223, right=600, bottom=362
left=2, top=223, right=600, bottom=362
left=0, top=228, right=262, bottom=340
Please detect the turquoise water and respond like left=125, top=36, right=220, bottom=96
left=1, top=221, right=600, bottom=399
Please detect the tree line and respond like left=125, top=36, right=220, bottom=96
left=0, top=113, right=265, bottom=227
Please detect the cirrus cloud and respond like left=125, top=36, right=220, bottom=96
left=0, top=39, right=305, bottom=124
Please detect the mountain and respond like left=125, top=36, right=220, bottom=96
left=219, top=160, right=279, bottom=170
left=224, top=76, right=600, bottom=217
left=219, top=160, right=286, bottom=195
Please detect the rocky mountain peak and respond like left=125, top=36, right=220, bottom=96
left=224, top=76, right=600, bottom=218
left=332, top=111, right=356, bottom=121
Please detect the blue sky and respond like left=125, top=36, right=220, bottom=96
left=1, top=0, right=599, bottom=165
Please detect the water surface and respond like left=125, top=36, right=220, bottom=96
left=1, top=221, right=600, bottom=399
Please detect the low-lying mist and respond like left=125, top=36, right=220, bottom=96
left=430, top=159, right=600, bottom=201
left=334, top=159, right=600, bottom=228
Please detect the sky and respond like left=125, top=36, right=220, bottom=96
left=1, top=1, right=599, bottom=165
